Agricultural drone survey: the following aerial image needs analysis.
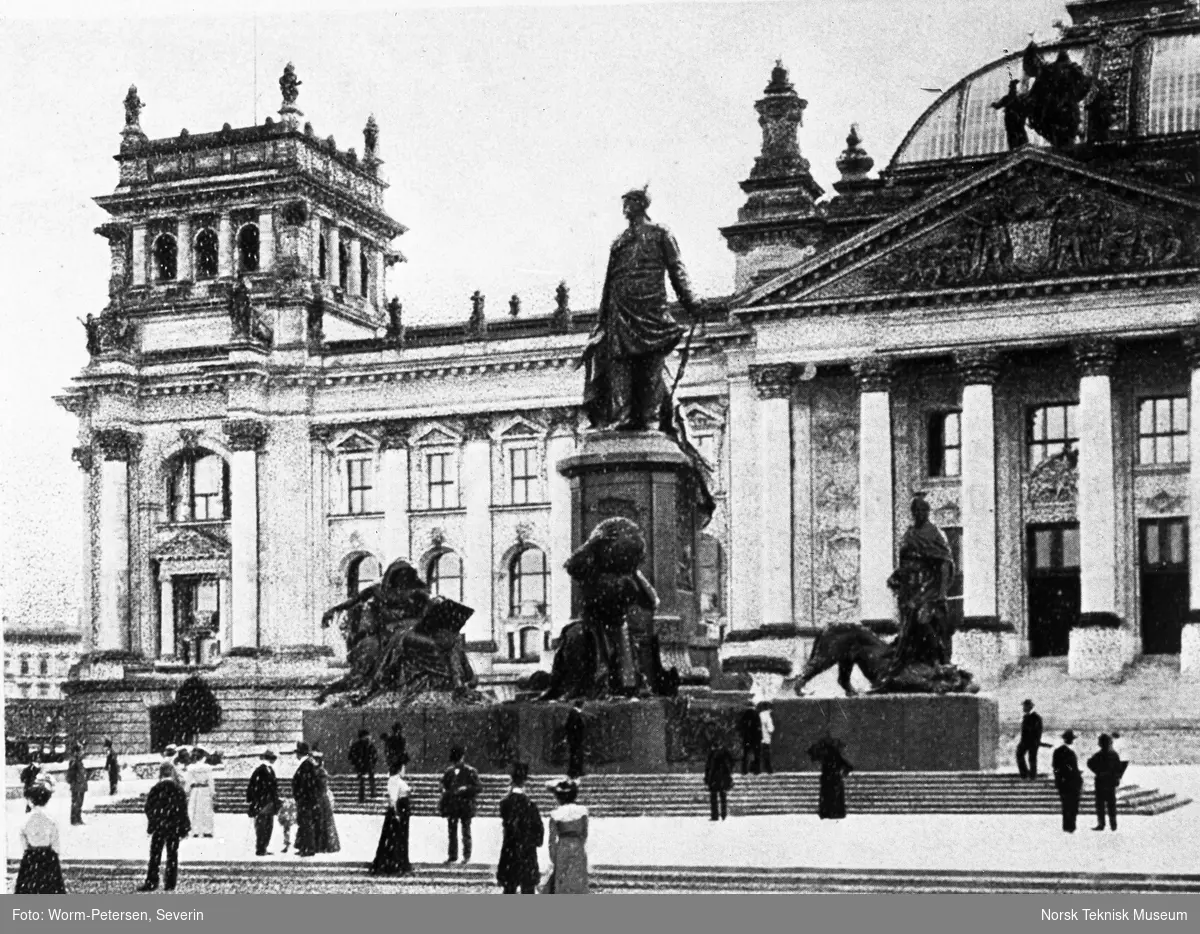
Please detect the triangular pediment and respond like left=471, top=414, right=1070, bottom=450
left=410, top=423, right=461, bottom=447
left=153, top=525, right=231, bottom=560
left=737, top=149, right=1199, bottom=313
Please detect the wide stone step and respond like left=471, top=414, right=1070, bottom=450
left=10, top=859, right=1200, bottom=894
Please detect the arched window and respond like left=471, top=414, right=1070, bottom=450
left=698, top=534, right=725, bottom=616
left=153, top=234, right=178, bottom=281
left=360, top=249, right=370, bottom=296
left=509, top=547, right=548, bottom=618
left=347, top=554, right=382, bottom=597
left=237, top=224, right=260, bottom=273
left=428, top=551, right=463, bottom=602
left=338, top=239, right=349, bottom=289
left=318, top=234, right=327, bottom=280
left=194, top=228, right=219, bottom=279
left=168, top=449, right=230, bottom=522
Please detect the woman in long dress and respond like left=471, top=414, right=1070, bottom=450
left=807, top=734, right=854, bottom=820
left=545, top=778, right=589, bottom=894
left=185, top=747, right=215, bottom=837
left=15, top=781, right=67, bottom=894
left=369, top=758, right=413, bottom=875
left=313, top=753, right=341, bottom=854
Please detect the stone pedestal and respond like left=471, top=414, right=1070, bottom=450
left=1068, top=624, right=1130, bottom=679
left=557, top=431, right=709, bottom=683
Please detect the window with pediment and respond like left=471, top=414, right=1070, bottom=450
left=331, top=434, right=379, bottom=515
left=168, top=449, right=230, bottom=522
left=498, top=420, right=544, bottom=505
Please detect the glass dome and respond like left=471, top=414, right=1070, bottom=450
left=1146, top=33, right=1200, bottom=135
left=893, top=48, right=1088, bottom=165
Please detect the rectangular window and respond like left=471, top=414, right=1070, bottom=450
left=346, top=457, right=374, bottom=514
left=1028, top=403, right=1079, bottom=468
left=928, top=411, right=962, bottom=478
left=427, top=452, right=456, bottom=510
left=1138, top=397, right=1189, bottom=465
left=1142, top=518, right=1188, bottom=569
left=510, top=447, right=537, bottom=505
left=1030, top=524, right=1081, bottom=572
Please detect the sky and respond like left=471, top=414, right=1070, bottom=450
left=0, top=0, right=1068, bottom=627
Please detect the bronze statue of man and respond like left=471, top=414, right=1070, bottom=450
left=581, top=188, right=697, bottom=432
left=887, top=495, right=956, bottom=670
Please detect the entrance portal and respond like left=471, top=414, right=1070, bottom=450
left=1027, top=524, right=1080, bottom=657
left=1140, top=518, right=1188, bottom=655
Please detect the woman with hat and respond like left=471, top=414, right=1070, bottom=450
left=15, top=779, right=66, bottom=893
left=544, top=778, right=589, bottom=894
left=312, top=751, right=341, bottom=853
left=185, top=747, right=215, bottom=837
left=369, top=753, right=413, bottom=875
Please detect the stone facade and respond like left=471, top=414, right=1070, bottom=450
left=3, top=625, right=83, bottom=699
left=57, top=5, right=1200, bottom=724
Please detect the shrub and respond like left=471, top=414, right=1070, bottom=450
left=172, top=675, right=223, bottom=743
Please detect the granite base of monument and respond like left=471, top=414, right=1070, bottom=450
left=304, top=693, right=999, bottom=774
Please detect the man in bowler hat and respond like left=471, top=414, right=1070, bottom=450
left=291, top=742, right=322, bottom=857
left=1051, top=730, right=1083, bottom=832
left=1088, top=733, right=1125, bottom=831
left=349, top=730, right=379, bottom=802
left=246, top=748, right=281, bottom=856
left=439, top=745, right=481, bottom=864
left=1016, top=699, right=1045, bottom=779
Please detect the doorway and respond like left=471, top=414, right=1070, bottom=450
left=1027, top=524, right=1080, bottom=657
left=1140, top=518, right=1188, bottom=655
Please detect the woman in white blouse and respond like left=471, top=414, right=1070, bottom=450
left=186, top=748, right=215, bottom=837
left=369, top=757, right=413, bottom=875
left=15, top=781, right=66, bottom=893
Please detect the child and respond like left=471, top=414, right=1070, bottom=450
left=277, top=797, right=297, bottom=853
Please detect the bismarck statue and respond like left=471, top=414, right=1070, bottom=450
left=317, top=558, right=482, bottom=706
left=788, top=496, right=976, bottom=696
left=534, top=518, right=680, bottom=701
left=580, top=187, right=698, bottom=433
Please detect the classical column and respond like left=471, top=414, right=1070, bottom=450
left=957, top=350, right=1001, bottom=626
left=159, top=575, right=175, bottom=658
left=347, top=237, right=362, bottom=297
left=1183, top=334, right=1200, bottom=673
left=94, top=429, right=140, bottom=651
left=380, top=423, right=411, bottom=563
left=546, top=418, right=577, bottom=639
left=71, top=445, right=96, bottom=651
left=1074, top=341, right=1120, bottom=628
left=217, top=212, right=233, bottom=278
left=853, top=357, right=895, bottom=628
left=371, top=248, right=386, bottom=309
left=462, top=417, right=494, bottom=646
left=258, top=207, right=275, bottom=271
left=327, top=226, right=341, bottom=287
left=176, top=216, right=192, bottom=281
left=726, top=371, right=760, bottom=630
left=131, top=223, right=147, bottom=286
left=750, top=364, right=795, bottom=627
left=224, top=419, right=268, bottom=648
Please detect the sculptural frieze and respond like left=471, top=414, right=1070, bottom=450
left=1025, top=449, right=1079, bottom=505
left=870, top=177, right=1195, bottom=292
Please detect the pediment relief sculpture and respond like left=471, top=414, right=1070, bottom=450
left=1024, top=449, right=1079, bottom=505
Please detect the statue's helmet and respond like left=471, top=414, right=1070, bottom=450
left=621, top=186, right=651, bottom=210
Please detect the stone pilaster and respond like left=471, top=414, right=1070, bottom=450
left=258, top=207, right=275, bottom=272
left=853, top=357, right=895, bottom=628
left=218, top=213, right=233, bottom=278
left=461, top=416, right=493, bottom=645
left=158, top=574, right=175, bottom=659
left=1069, top=339, right=1125, bottom=677
left=347, top=237, right=362, bottom=297
left=328, top=226, right=341, bottom=287
left=224, top=419, right=268, bottom=649
left=176, top=216, right=192, bottom=282
left=379, top=422, right=411, bottom=565
left=93, top=428, right=141, bottom=652
left=750, top=364, right=795, bottom=627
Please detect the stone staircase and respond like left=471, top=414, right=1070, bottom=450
left=91, top=771, right=1190, bottom=818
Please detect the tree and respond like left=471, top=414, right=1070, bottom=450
left=172, top=676, right=223, bottom=744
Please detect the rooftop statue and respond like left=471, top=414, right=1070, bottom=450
left=123, top=85, right=144, bottom=127
left=279, top=62, right=302, bottom=108
left=580, top=188, right=698, bottom=432
left=1020, top=43, right=1092, bottom=148
left=318, top=559, right=480, bottom=706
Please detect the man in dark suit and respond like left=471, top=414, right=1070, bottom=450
left=496, top=762, right=544, bottom=894
left=20, top=754, right=43, bottom=813
left=1016, top=699, right=1044, bottom=779
left=1051, top=729, right=1083, bottom=832
left=382, top=723, right=407, bottom=772
left=1088, top=733, right=1125, bottom=831
left=104, top=738, right=120, bottom=795
left=439, top=745, right=481, bottom=864
left=565, top=701, right=587, bottom=779
left=704, top=737, right=735, bottom=821
left=291, top=742, right=322, bottom=857
left=739, top=704, right=761, bottom=775
left=349, top=730, right=379, bottom=802
left=138, top=763, right=191, bottom=891
left=66, top=742, right=88, bottom=825
left=246, top=748, right=281, bottom=856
